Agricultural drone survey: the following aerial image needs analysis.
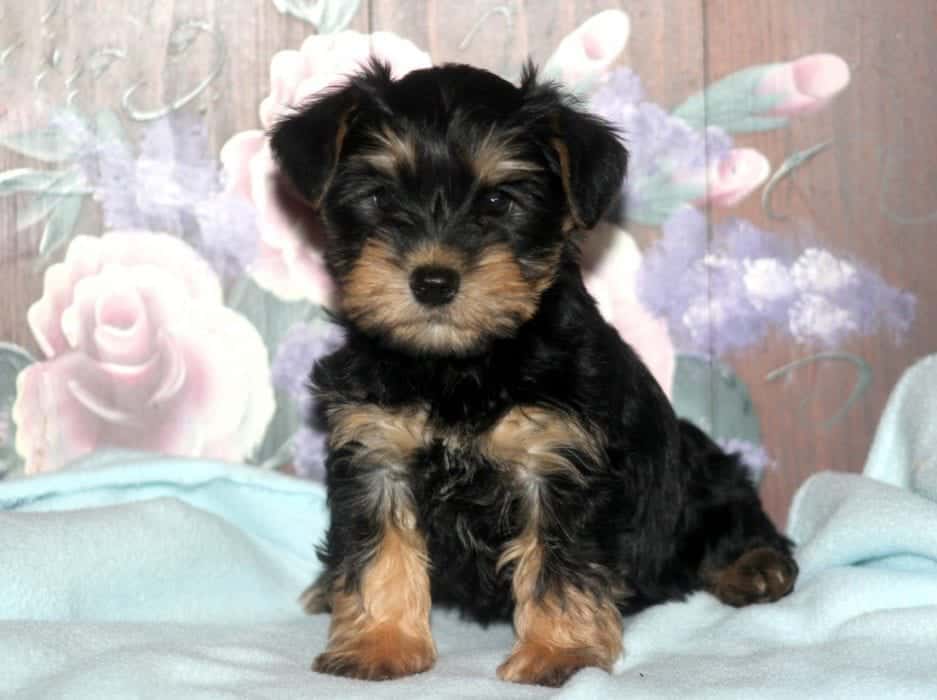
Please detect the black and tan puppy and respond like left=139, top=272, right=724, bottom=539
left=270, top=61, right=797, bottom=687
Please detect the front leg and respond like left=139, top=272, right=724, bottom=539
left=496, top=529, right=624, bottom=687
left=483, top=407, right=625, bottom=687
left=313, top=404, right=436, bottom=680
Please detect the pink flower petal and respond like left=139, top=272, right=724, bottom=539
left=220, top=130, right=265, bottom=199
left=581, top=223, right=675, bottom=396
left=758, top=53, right=850, bottom=117
left=13, top=357, right=104, bottom=473
left=701, top=148, right=771, bottom=208
left=149, top=333, right=188, bottom=405
left=792, top=54, right=850, bottom=101
left=545, top=10, right=630, bottom=89
left=260, top=50, right=307, bottom=128
left=173, top=306, right=274, bottom=458
left=18, top=233, right=274, bottom=469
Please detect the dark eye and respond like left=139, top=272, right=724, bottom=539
left=369, top=188, right=392, bottom=209
left=480, top=190, right=512, bottom=216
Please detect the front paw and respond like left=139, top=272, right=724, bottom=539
left=497, top=641, right=604, bottom=687
left=710, top=546, right=798, bottom=607
left=313, top=625, right=436, bottom=681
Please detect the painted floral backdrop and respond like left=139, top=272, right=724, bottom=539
left=0, top=1, right=932, bottom=523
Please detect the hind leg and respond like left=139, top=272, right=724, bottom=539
left=704, top=545, right=798, bottom=606
left=679, top=422, right=798, bottom=607
left=695, top=487, right=798, bottom=606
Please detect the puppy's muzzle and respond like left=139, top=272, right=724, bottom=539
left=409, top=265, right=461, bottom=307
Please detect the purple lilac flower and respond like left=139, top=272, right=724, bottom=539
left=720, top=217, right=793, bottom=261
left=718, top=438, right=774, bottom=483
left=638, top=207, right=916, bottom=354
left=271, top=320, right=346, bottom=481
left=75, top=113, right=259, bottom=277
left=87, top=136, right=142, bottom=230
left=271, top=320, right=345, bottom=401
left=591, top=69, right=733, bottom=217
left=591, top=68, right=645, bottom=115
left=195, top=192, right=259, bottom=278
left=292, top=426, right=327, bottom=480
left=135, top=116, right=218, bottom=219
left=637, top=207, right=708, bottom=343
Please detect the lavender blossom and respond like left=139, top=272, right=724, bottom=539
left=292, top=426, right=327, bottom=480
left=638, top=207, right=916, bottom=354
left=75, top=113, right=259, bottom=276
left=195, top=192, right=259, bottom=278
left=591, top=69, right=733, bottom=222
left=271, top=320, right=345, bottom=402
left=87, top=136, right=143, bottom=230
left=637, top=207, right=708, bottom=337
left=271, top=320, right=345, bottom=482
left=718, top=438, right=774, bottom=483
left=591, top=68, right=645, bottom=115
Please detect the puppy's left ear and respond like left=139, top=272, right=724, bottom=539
left=551, top=105, right=627, bottom=231
left=269, top=60, right=392, bottom=208
left=522, top=66, right=627, bottom=230
left=269, top=85, right=360, bottom=208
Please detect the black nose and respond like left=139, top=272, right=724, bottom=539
left=409, top=265, right=461, bottom=307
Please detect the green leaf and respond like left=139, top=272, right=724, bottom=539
left=38, top=195, right=83, bottom=259
left=0, top=115, right=86, bottom=162
left=671, top=354, right=763, bottom=478
left=628, top=174, right=704, bottom=226
left=254, top=389, right=303, bottom=470
left=672, top=64, right=788, bottom=134
left=17, top=192, right=61, bottom=231
left=0, top=169, right=60, bottom=195
left=272, top=0, right=361, bottom=32
left=16, top=169, right=90, bottom=231
left=91, top=109, right=126, bottom=143
left=0, top=343, right=34, bottom=477
left=228, top=276, right=320, bottom=352
left=762, top=140, right=833, bottom=221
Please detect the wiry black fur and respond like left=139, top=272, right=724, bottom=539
left=271, top=61, right=796, bottom=671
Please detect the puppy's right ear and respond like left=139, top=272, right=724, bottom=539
left=269, top=86, right=360, bottom=208
left=269, top=61, right=392, bottom=207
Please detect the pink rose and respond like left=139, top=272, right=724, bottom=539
left=757, top=53, right=850, bottom=117
left=221, top=131, right=334, bottom=305
left=542, top=10, right=631, bottom=92
left=221, top=31, right=431, bottom=305
left=670, top=148, right=770, bottom=210
left=259, top=31, right=432, bottom=130
left=582, top=224, right=676, bottom=396
left=697, top=148, right=771, bottom=208
left=12, top=233, right=275, bottom=473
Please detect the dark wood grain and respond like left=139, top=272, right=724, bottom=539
left=703, top=0, right=937, bottom=525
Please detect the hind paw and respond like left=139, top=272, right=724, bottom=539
left=708, top=547, right=798, bottom=607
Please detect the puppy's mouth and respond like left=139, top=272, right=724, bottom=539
left=340, top=239, right=555, bottom=355
left=398, top=313, right=471, bottom=333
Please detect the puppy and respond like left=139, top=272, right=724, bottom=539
left=270, top=61, right=797, bottom=687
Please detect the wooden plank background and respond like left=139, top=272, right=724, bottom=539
left=0, top=0, right=934, bottom=526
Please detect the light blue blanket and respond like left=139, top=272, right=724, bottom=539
left=3, top=356, right=937, bottom=698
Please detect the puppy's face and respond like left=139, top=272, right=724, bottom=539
left=271, top=63, right=626, bottom=356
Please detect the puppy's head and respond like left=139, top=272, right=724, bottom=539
left=270, top=62, right=626, bottom=357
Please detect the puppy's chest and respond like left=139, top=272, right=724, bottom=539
left=328, top=400, right=603, bottom=524
left=411, top=437, right=514, bottom=554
